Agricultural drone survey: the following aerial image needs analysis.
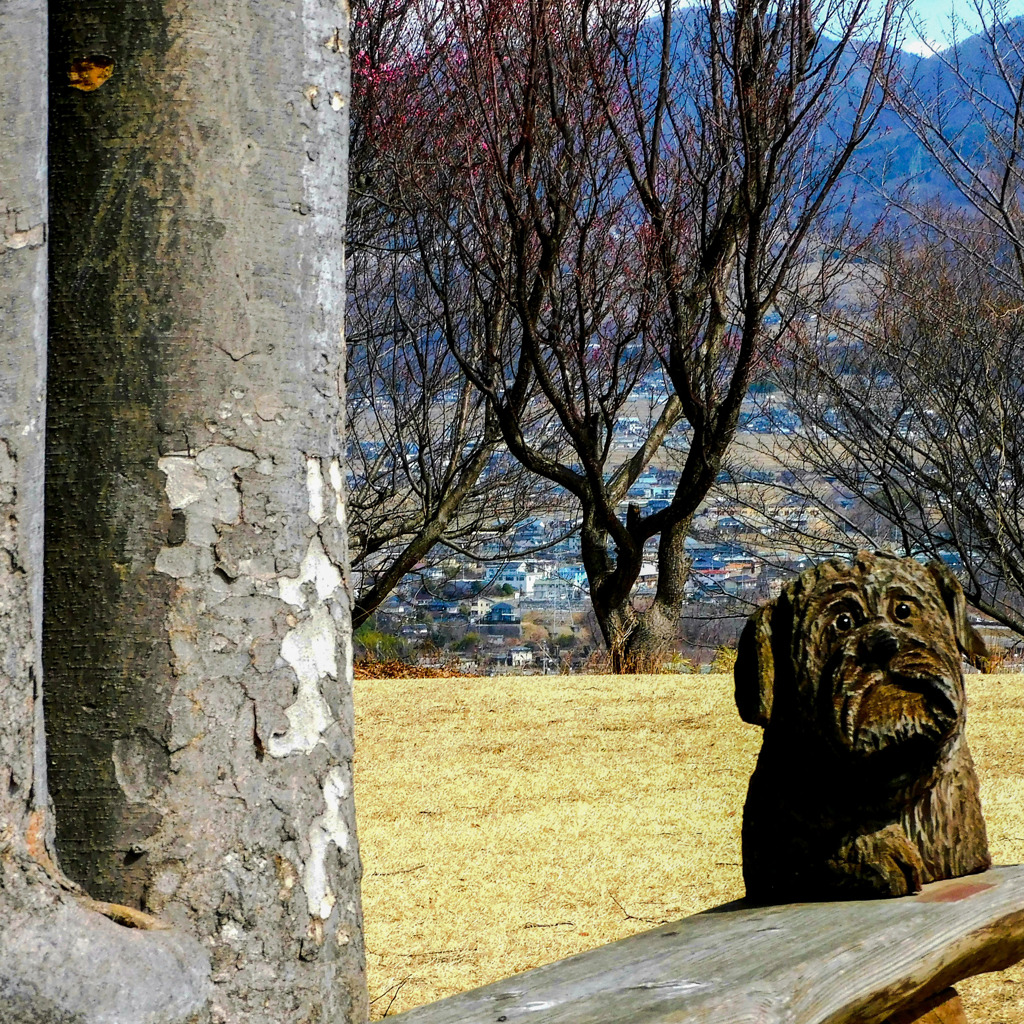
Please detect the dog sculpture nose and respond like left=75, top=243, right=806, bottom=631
left=865, top=628, right=900, bottom=665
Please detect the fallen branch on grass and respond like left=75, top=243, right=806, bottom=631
left=608, top=893, right=668, bottom=925
left=371, top=864, right=427, bottom=877
left=371, top=975, right=414, bottom=1019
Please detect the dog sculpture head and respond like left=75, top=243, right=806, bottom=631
left=736, top=552, right=987, bottom=773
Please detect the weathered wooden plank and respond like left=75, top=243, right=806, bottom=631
left=388, top=866, right=1024, bottom=1024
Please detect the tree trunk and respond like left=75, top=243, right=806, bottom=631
left=47, top=2, right=366, bottom=1021
left=621, top=514, right=692, bottom=668
left=582, top=505, right=693, bottom=673
left=579, top=511, right=636, bottom=669
left=1, top=3, right=209, bottom=1021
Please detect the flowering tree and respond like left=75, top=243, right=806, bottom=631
left=355, top=0, right=901, bottom=667
left=347, top=1, right=571, bottom=630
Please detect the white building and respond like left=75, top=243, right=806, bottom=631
left=489, top=562, right=543, bottom=596
left=464, top=596, right=494, bottom=619
left=507, top=646, right=534, bottom=667
left=531, top=575, right=578, bottom=604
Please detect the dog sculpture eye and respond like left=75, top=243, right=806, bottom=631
left=894, top=601, right=912, bottom=620
left=834, top=612, right=855, bottom=632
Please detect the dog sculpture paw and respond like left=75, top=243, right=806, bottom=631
left=830, top=825, right=927, bottom=898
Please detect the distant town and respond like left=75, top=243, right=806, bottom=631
left=350, top=383, right=1022, bottom=675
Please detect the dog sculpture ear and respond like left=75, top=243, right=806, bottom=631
left=928, top=561, right=989, bottom=669
left=735, top=591, right=790, bottom=727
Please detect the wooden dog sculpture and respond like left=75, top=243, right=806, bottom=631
left=735, top=552, right=991, bottom=901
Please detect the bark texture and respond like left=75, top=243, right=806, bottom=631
left=1, top=0, right=48, bottom=858
left=2, top=4, right=210, bottom=1021
left=47, top=2, right=366, bottom=1021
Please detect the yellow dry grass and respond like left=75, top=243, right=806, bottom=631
left=354, top=672, right=1024, bottom=1021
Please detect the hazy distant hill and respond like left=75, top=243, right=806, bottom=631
left=662, top=10, right=1024, bottom=231
left=825, top=17, right=1024, bottom=229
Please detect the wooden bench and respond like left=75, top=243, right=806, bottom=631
left=388, top=865, right=1024, bottom=1024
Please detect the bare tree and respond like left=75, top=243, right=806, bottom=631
left=358, top=0, right=901, bottom=667
left=780, top=215, right=1024, bottom=637
left=776, top=7, right=1024, bottom=638
left=345, top=243, right=570, bottom=629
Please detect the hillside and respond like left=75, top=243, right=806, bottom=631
left=828, top=15, right=1024, bottom=227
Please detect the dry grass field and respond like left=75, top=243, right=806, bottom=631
left=354, top=672, right=1024, bottom=1021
